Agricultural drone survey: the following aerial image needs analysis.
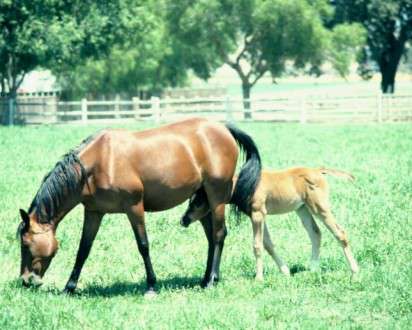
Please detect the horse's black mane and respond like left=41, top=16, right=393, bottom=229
left=27, top=133, right=97, bottom=224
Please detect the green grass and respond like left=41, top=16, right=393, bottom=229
left=0, top=122, right=411, bottom=329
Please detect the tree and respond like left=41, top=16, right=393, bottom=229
left=0, top=0, right=125, bottom=120
left=166, top=0, right=365, bottom=118
left=56, top=1, right=188, bottom=100
left=333, top=0, right=412, bottom=93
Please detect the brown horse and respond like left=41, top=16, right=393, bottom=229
left=17, top=118, right=261, bottom=294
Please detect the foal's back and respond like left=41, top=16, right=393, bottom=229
left=254, top=168, right=329, bottom=215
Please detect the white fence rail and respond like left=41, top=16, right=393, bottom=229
left=6, top=93, right=412, bottom=124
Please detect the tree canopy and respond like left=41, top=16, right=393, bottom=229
left=166, top=0, right=365, bottom=117
left=1, top=0, right=372, bottom=107
left=0, top=0, right=126, bottom=97
left=333, top=0, right=412, bottom=93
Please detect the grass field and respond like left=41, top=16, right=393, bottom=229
left=0, top=122, right=411, bottom=329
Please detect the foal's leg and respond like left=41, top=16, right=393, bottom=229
left=251, top=210, right=265, bottom=280
left=126, top=203, right=157, bottom=294
left=64, top=210, right=104, bottom=293
left=316, top=210, right=359, bottom=274
left=296, top=206, right=321, bottom=271
left=306, top=189, right=359, bottom=274
left=262, top=223, right=290, bottom=276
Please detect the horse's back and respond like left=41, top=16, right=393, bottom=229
left=80, top=118, right=238, bottom=212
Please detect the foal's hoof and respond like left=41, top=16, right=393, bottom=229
left=350, top=270, right=361, bottom=283
left=255, top=274, right=264, bottom=281
left=280, top=266, right=291, bottom=276
left=309, top=260, right=321, bottom=273
left=144, top=288, right=157, bottom=299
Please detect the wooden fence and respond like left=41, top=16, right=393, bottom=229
left=4, top=93, right=412, bottom=125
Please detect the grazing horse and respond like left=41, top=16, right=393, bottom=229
left=181, top=167, right=359, bottom=280
left=17, top=118, right=261, bottom=294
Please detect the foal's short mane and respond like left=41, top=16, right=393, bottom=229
left=27, top=133, right=97, bottom=224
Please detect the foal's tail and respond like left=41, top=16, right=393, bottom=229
left=320, top=168, right=355, bottom=181
left=225, top=124, right=262, bottom=217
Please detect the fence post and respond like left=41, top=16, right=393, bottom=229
left=377, top=91, right=382, bottom=123
left=151, top=96, right=160, bottom=123
left=132, top=96, right=140, bottom=120
left=225, top=95, right=233, bottom=121
left=300, top=95, right=307, bottom=123
left=81, top=98, right=88, bottom=124
left=114, top=94, right=120, bottom=119
left=8, top=97, right=15, bottom=126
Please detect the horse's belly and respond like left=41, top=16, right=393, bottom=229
left=143, top=186, right=198, bottom=212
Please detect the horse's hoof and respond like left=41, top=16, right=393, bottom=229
left=63, top=288, right=75, bottom=295
left=144, top=289, right=157, bottom=298
left=63, top=282, right=76, bottom=295
left=201, top=275, right=219, bottom=288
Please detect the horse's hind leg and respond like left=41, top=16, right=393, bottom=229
left=262, top=222, right=290, bottom=276
left=64, top=210, right=104, bottom=293
left=126, top=202, right=157, bottom=295
left=205, top=203, right=227, bottom=287
left=199, top=213, right=214, bottom=287
left=201, top=184, right=230, bottom=288
left=296, top=206, right=321, bottom=271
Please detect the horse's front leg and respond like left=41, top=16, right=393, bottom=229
left=64, top=210, right=104, bottom=293
left=126, top=203, right=157, bottom=295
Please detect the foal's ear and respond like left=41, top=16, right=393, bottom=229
left=19, top=209, right=30, bottom=226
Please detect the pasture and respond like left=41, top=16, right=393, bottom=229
left=0, top=122, right=411, bottom=329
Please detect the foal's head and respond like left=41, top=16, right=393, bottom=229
left=181, top=189, right=209, bottom=227
left=17, top=209, right=59, bottom=287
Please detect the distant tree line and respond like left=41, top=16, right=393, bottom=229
left=1, top=0, right=411, bottom=114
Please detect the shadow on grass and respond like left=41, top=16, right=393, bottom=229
left=289, top=261, right=340, bottom=276
left=79, top=275, right=202, bottom=297
left=290, top=263, right=308, bottom=275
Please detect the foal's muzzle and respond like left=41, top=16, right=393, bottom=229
left=21, top=273, right=43, bottom=288
left=180, top=215, right=192, bottom=228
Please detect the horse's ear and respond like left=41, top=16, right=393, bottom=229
left=19, top=209, right=30, bottom=226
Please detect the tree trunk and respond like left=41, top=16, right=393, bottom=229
left=380, top=60, right=398, bottom=94
left=378, top=40, right=404, bottom=94
left=242, top=82, right=252, bottom=119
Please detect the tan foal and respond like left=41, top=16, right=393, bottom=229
left=181, top=167, right=359, bottom=280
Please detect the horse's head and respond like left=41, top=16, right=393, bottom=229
left=181, top=190, right=209, bottom=227
left=17, top=209, right=59, bottom=287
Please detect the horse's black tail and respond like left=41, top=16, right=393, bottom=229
left=226, top=123, right=262, bottom=219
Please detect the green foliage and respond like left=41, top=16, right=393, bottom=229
left=167, top=0, right=366, bottom=112
left=328, top=23, right=367, bottom=77
left=57, top=0, right=190, bottom=99
left=1, top=122, right=411, bottom=328
left=0, top=0, right=125, bottom=96
left=333, top=0, right=412, bottom=92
